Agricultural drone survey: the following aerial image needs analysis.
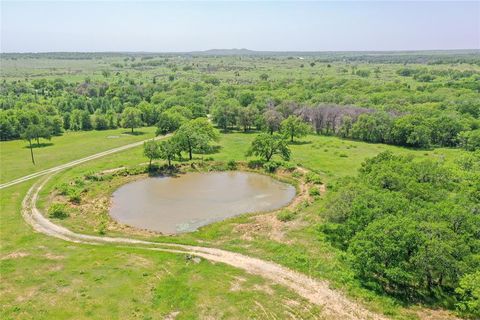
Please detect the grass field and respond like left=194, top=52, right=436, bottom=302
left=1, top=130, right=465, bottom=320
left=1, top=183, right=323, bottom=319
left=0, top=127, right=156, bottom=184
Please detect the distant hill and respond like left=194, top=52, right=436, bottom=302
left=191, top=48, right=257, bottom=56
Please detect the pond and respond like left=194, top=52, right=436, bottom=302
left=109, top=171, right=296, bottom=234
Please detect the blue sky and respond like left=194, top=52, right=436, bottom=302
left=1, top=1, right=479, bottom=52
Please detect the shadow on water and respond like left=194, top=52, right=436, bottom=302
left=24, top=142, right=54, bottom=149
left=146, top=164, right=185, bottom=178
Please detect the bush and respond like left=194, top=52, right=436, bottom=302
left=98, top=221, right=107, bottom=235
left=277, top=209, right=295, bottom=222
left=227, top=160, right=237, bottom=170
left=263, top=161, right=280, bottom=173
left=309, top=186, right=320, bottom=196
left=280, top=161, right=296, bottom=171
left=305, top=172, right=322, bottom=184
left=56, top=183, right=70, bottom=195
left=247, top=159, right=265, bottom=169
left=48, top=203, right=68, bottom=219
left=291, top=170, right=304, bottom=179
left=68, top=190, right=81, bottom=204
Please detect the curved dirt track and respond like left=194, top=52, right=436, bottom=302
left=0, top=134, right=169, bottom=190
left=21, top=174, right=388, bottom=320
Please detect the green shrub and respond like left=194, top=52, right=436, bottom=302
left=247, top=159, right=264, bottom=169
left=56, top=183, right=70, bottom=195
left=309, top=186, right=320, bottom=196
left=227, top=160, right=237, bottom=170
left=73, top=177, right=85, bottom=187
left=84, top=172, right=102, bottom=181
left=98, top=221, right=107, bottom=235
left=280, top=161, right=296, bottom=172
left=277, top=209, right=295, bottom=222
left=68, top=190, right=81, bottom=204
left=48, top=203, right=68, bottom=219
left=305, top=172, right=322, bottom=184
left=339, top=153, right=348, bottom=158
left=291, top=170, right=304, bottom=179
left=263, top=161, right=280, bottom=173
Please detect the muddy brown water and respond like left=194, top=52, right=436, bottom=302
left=109, top=171, right=296, bottom=234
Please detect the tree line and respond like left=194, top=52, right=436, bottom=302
left=1, top=60, right=479, bottom=153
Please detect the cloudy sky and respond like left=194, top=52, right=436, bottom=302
left=1, top=1, right=479, bottom=52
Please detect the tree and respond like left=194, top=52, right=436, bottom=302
left=80, top=110, right=92, bottom=130
left=390, top=114, right=432, bottom=148
left=458, top=129, right=480, bottom=151
left=50, top=115, right=63, bottom=136
left=21, top=124, right=50, bottom=164
left=431, top=115, right=465, bottom=147
left=351, top=112, right=393, bottom=143
left=238, top=106, right=258, bottom=132
left=158, top=140, right=180, bottom=166
left=338, top=115, right=353, bottom=138
left=143, top=140, right=161, bottom=169
left=92, top=112, right=109, bottom=130
left=121, top=107, right=142, bottom=133
left=156, top=110, right=187, bottom=135
left=212, top=102, right=238, bottom=131
left=348, top=216, right=420, bottom=294
left=172, top=118, right=218, bottom=160
left=456, top=271, right=480, bottom=318
left=246, top=133, right=291, bottom=162
left=280, top=115, right=311, bottom=142
left=237, top=91, right=255, bottom=107
left=263, top=110, right=283, bottom=134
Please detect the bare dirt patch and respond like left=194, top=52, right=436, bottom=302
left=229, top=276, right=247, bottom=291
left=233, top=167, right=322, bottom=244
left=44, top=252, right=65, bottom=260
left=164, top=311, right=180, bottom=320
left=1, top=251, right=29, bottom=260
left=15, top=287, right=37, bottom=303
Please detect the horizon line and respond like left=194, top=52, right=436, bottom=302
left=2, top=48, right=479, bottom=55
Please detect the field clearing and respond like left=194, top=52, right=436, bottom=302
left=0, top=127, right=156, bottom=184
left=213, top=132, right=461, bottom=179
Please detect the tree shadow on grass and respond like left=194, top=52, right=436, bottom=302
left=24, top=142, right=54, bottom=149
left=122, top=131, right=146, bottom=136
left=289, top=140, right=312, bottom=146
left=199, top=145, right=222, bottom=155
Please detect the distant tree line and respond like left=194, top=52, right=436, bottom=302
left=1, top=64, right=479, bottom=152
